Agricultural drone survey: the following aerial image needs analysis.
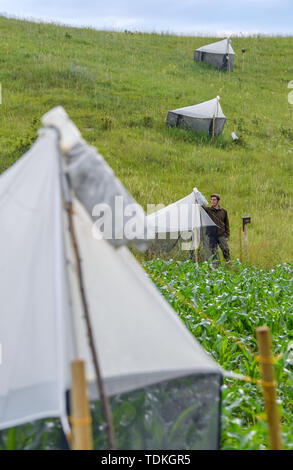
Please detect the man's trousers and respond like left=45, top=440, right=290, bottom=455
left=205, top=227, right=230, bottom=262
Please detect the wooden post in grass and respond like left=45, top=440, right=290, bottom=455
left=242, top=216, right=251, bottom=260
left=242, top=49, right=246, bottom=72
left=71, top=360, right=93, bottom=450
left=227, top=38, right=231, bottom=74
left=238, top=227, right=243, bottom=263
left=193, top=227, right=198, bottom=263
left=256, top=327, right=283, bottom=450
left=244, top=224, right=248, bottom=259
left=212, top=114, right=216, bottom=141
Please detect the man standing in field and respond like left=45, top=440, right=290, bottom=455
left=202, top=194, right=230, bottom=263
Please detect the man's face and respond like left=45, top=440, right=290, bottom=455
left=211, top=196, right=219, bottom=207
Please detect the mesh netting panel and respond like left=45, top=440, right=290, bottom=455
left=146, top=226, right=218, bottom=263
left=0, top=373, right=221, bottom=450
left=0, top=418, right=66, bottom=450
left=146, top=232, right=193, bottom=260
left=92, top=373, right=222, bottom=450
left=197, top=226, right=215, bottom=262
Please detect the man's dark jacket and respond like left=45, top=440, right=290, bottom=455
left=203, top=206, right=230, bottom=238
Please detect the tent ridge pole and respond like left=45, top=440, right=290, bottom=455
left=65, top=197, right=116, bottom=450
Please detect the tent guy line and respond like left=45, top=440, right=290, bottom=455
left=62, top=169, right=115, bottom=449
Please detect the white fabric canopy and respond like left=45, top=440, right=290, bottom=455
left=0, top=125, right=221, bottom=432
left=196, top=38, right=235, bottom=55
left=0, top=128, right=72, bottom=430
left=147, top=189, right=216, bottom=234
left=170, top=97, right=225, bottom=119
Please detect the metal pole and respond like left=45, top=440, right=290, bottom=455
left=256, top=327, right=283, bottom=450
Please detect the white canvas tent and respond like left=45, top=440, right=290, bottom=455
left=0, top=108, right=222, bottom=450
left=147, top=188, right=216, bottom=252
left=166, top=96, right=226, bottom=137
left=194, top=38, right=235, bottom=71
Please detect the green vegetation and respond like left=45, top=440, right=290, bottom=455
left=1, top=16, right=293, bottom=450
left=1, top=16, right=293, bottom=267
left=146, top=259, right=293, bottom=449
left=1, top=259, right=292, bottom=450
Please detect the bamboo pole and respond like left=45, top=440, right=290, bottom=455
left=238, top=227, right=242, bottom=263
left=212, top=114, right=215, bottom=141
left=256, top=327, right=283, bottom=450
left=71, top=360, right=93, bottom=450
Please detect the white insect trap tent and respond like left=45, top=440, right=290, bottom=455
left=166, top=96, right=226, bottom=137
left=147, top=188, right=217, bottom=258
left=0, top=107, right=223, bottom=450
left=194, top=38, right=235, bottom=72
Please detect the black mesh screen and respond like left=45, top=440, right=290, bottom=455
left=92, top=373, right=222, bottom=450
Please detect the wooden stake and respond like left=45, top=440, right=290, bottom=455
left=244, top=223, right=248, bottom=260
left=212, top=114, right=215, bottom=141
left=71, top=360, right=93, bottom=450
left=193, top=227, right=198, bottom=263
left=241, top=49, right=246, bottom=73
left=256, top=327, right=283, bottom=450
left=227, top=38, right=231, bottom=73
left=238, top=227, right=242, bottom=263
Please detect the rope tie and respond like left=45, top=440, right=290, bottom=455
left=255, top=354, right=277, bottom=365
left=69, top=416, right=92, bottom=427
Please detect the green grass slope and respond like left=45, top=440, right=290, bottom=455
left=1, top=17, right=293, bottom=267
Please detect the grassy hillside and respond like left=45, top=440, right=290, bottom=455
left=1, top=17, right=293, bottom=267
